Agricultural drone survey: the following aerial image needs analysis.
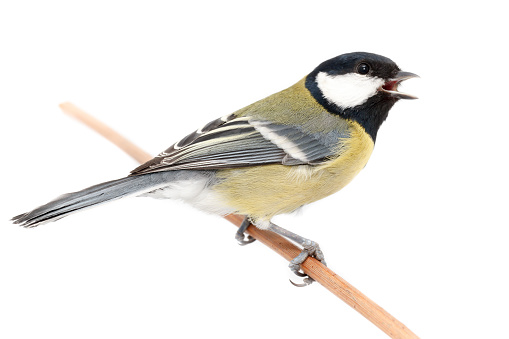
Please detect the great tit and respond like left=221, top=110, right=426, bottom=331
left=12, top=52, right=418, bottom=283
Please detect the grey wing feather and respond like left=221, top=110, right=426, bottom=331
left=130, top=115, right=343, bottom=175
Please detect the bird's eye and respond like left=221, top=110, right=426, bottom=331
left=357, top=63, right=370, bottom=75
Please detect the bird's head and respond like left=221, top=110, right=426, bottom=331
left=305, top=52, right=418, bottom=141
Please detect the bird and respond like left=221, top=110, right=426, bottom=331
left=12, top=52, right=418, bottom=285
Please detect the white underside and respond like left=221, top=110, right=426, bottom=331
left=137, top=178, right=277, bottom=229
left=138, top=177, right=235, bottom=216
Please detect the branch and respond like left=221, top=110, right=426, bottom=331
left=59, top=102, right=419, bottom=339
left=60, top=102, right=152, bottom=164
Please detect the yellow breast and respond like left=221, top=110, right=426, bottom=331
left=212, top=120, right=374, bottom=225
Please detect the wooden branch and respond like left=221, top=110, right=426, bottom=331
left=59, top=102, right=419, bottom=339
left=60, top=102, right=152, bottom=164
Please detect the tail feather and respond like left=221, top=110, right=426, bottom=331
left=11, top=173, right=177, bottom=228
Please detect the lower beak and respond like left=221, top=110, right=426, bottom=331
left=381, top=71, right=419, bottom=99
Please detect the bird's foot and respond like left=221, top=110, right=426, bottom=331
left=288, top=239, right=327, bottom=287
left=235, top=216, right=256, bottom=246
left=265, top=222, right=327, bottom=287
left=235, top=231, right=256, bottom=245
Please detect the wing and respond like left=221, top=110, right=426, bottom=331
left=130, top=114, right=342, bottom=175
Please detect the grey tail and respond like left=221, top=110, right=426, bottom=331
left=11, top=173, right=173, bottom=228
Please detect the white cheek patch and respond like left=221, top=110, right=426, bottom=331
left=316, top=72, right=385, bottom=109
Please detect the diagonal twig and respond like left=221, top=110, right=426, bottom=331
left=59, top=101, right=419, bottom=339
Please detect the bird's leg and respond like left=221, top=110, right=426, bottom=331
left=267, top=222, right=327, bottom=286
left=235, top=216, right=256, bottom=246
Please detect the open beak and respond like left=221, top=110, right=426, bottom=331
left=381, top=71, right=419, bottom=99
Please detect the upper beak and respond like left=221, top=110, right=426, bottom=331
left=381, top=71, right=419, bottom=99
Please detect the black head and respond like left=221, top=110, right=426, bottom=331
left=305, top=52, right=418, bottom=141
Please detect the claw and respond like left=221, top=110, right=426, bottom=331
left=236, top=233, right=256, bottom=246
left=289, top=263, right=315, bottom=286
left=291, top=269, right=308, bottom=278
left=289, top=277, right=314, bottom=287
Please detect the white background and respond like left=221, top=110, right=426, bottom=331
left=1, top=1, right=507, bottom=338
